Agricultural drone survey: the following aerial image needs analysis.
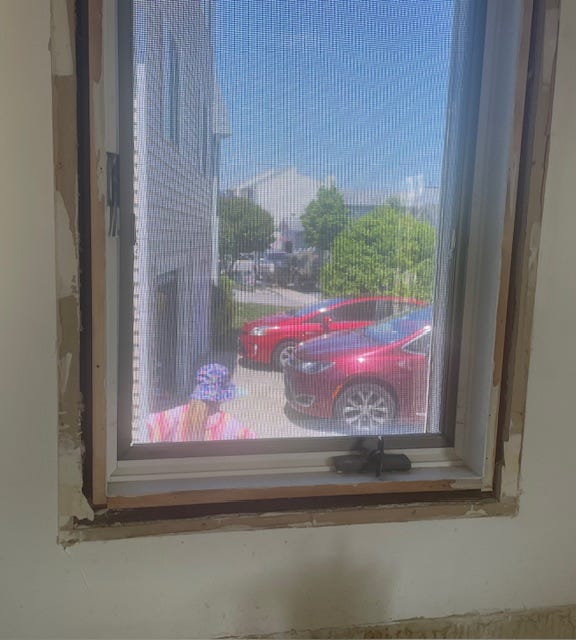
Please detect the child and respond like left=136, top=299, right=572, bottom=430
left=146, top=364, right=255, bottom=442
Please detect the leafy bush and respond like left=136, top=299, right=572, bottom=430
left=320, top=205, right=436, bottom=301
left=211, top=275, right=236, bottom=347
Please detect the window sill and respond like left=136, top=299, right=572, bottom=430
left=63, top=479, right=516, bottom=546
left=107, top=465, right=483, bottom=509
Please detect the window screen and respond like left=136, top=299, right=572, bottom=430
left=125, top=0, right=478, bottom=445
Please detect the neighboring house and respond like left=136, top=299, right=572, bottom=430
left=132, top=0, right=224, bottom=431
left=227, top=168, right=322, bottom=251
left=343, top=179, right=440, bottom=226
left=342, top=188, right=394, bottom=219
left=227, top=168, right=439, bottom=252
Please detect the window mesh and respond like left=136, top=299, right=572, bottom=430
left=129, top=0, right=469, bottom=444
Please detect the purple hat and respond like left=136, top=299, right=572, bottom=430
left=190, top=364, right=239, bottom=403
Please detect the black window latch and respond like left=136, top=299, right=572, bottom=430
left=332, top=436, right=411, bottom=477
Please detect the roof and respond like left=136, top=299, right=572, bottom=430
left=232, top=167, right=299, bottom=192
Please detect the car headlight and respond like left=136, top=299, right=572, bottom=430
left=249, top=326, right=270, bottom=336
left=299, top=361, right=334, bottom=374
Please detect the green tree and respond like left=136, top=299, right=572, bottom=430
left=218, top=196, right=275, bottom=270
left=301, top=185, right=349, bottom=251
left=320, top=205, right=436, bottom=301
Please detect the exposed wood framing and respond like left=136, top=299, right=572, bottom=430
left=86, top=0, right=108, bottom=506
left=495, top=0, right=560, bottom=500
left=53, top=0, right=96, bottom=532
left=482, top=0, right=534, bottom=489
left=63, top=495, right=516, bottom=545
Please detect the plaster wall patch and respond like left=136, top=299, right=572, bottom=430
left=59, top=448, right=94, bottom=526
left=55, top=190, right=78, bottom=297
left=58, top=351, right=72, bottom=396
left=501, top=432, right=523, bottom=498
left=51, top=0, right=73, bottom=76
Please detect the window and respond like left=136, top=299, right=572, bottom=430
left=73, top=0, right=556, bottom=528
left=329, top=301, right=376, bottom=323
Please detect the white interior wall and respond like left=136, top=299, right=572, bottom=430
left=0, top=1, right=575, bottom=638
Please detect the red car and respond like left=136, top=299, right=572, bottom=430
left=283, top=306, right=432, bottom=430
left=239, top=296, right=423, bottom=370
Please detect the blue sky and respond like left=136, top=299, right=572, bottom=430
left=215, top=0, right=454, bottom=192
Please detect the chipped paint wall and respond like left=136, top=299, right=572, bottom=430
left=1, top=0, right=576, bottom=638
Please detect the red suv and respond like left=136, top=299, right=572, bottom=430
left=239, top=296, right=423, bottom=370
left=283, top=306, right=432, bottom=430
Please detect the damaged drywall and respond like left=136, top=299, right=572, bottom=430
left=51, top=0, right=73, bottom=77
left=237, top=604, right=576, bottom=639
left=51, top=0, right=94, bottom=535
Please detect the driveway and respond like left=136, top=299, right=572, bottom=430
left=224, top=355, right=347, bottom=439
left=207, top=287, right=427, bottom=439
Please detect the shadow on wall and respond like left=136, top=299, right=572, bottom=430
left=217, top=538, right=397, bottom=636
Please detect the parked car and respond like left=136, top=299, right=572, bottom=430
left=288, top=249, right=322, bottom=291
left=259, top=251, right=291, bottom=286
left=283, top=306, right=432, bottom=430
left=239, top=296, right=423, bottom=370
left=231, top=258, right=256, bottom=289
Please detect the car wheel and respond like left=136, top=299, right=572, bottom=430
left=334, top=383, right=396, bottom=430
left=272, top=341, right=297, bottom=370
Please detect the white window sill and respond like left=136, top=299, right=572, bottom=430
left=107, top=464, right=483, bottom=509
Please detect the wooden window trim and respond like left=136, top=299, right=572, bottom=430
left=62, top=0, right=559, bottom=541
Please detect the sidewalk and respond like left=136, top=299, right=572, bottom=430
left=233, top=284, right=320, bottom=308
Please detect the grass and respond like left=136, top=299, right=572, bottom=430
left=233, top=302, right=291, bottom=330
left=212, top=301, right=291, bottom=351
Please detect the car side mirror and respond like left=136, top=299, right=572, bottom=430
left=322, top=316, right=332, bottom=331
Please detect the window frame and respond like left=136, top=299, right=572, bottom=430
left=68, top=0, right=558, bottom=533
left=115, top=0, right=462, bottom=466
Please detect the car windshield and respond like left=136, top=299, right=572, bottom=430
left=363, top=306, right=432, bottom=345
left=285, top=298, right=347, bottom=318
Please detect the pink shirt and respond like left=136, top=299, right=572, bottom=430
left=145, top=404, right=255, bottom=443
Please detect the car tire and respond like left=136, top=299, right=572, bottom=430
left=272, top=341, right=297, bottom=370
left=334, top=382, right=396, bottom=431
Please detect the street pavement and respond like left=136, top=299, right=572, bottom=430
left=228, top=285, right=343, bottom=438
left=224, top=354, right=426, bottom=440
left=225, top=354, right=347, bottom=439
left=233, top=284, right=320, bottom=308
left=211, top=285, right=334, bottom=439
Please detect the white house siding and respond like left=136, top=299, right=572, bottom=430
left=231, top=168, right=322, bottom=250
left=133, top=0, right=216, bottom=437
